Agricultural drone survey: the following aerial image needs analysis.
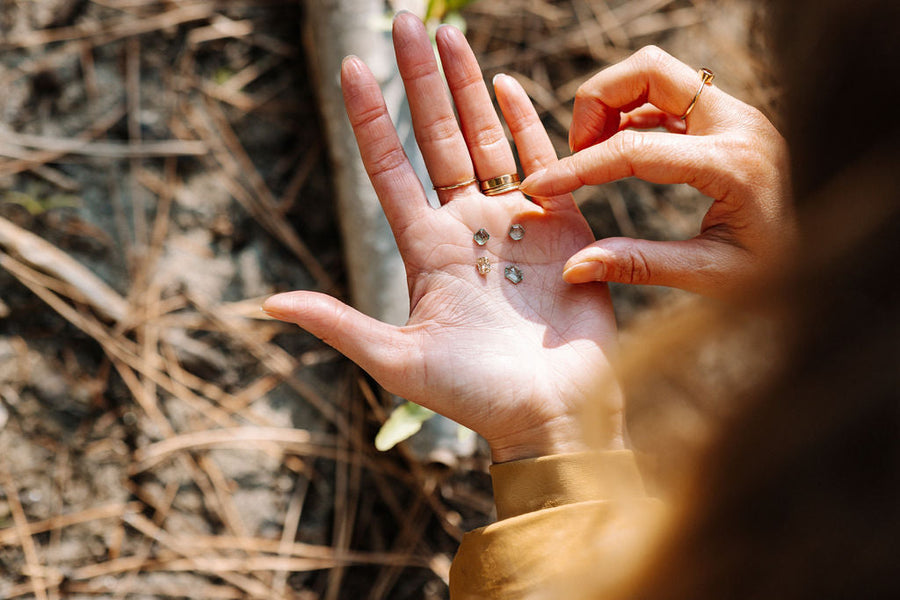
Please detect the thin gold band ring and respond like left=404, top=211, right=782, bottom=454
left=433, top=177, right=478, bottom=192
left=681, top=67, right=715, bottom=120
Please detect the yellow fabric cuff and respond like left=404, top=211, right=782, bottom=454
left=450, top=451, right=660, bottom=599
left=490, top=450, right=646, bottom=520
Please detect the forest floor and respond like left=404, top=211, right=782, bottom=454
left=0, top=1, right=771, bottom=598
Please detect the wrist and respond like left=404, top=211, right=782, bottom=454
left=488, top=413, right=625, bottom=464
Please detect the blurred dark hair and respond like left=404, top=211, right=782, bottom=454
left=772, top=0, right=900, bottom=201
left=617, top=1, right=900, bottom=598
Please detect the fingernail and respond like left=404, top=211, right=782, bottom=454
left=563, top=261, right=606, bottom=284
left=492, top=73, right=507, bottom=86
left=392, top=10, right=418, bottom=30
left=519, top=167, right=546, bottom=193
left=341, top=55, right=361, bottom=70
left=261, top=294, right=291, bottom=320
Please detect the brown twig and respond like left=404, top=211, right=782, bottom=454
left=0, top=219, right=128, bottom=322
left=126, top=36, right=147, bottom=273
left=130, top=426, right=339, bottom=473
left=196, top=454, right=250, bottom=539
left=0, top=107, right=123, bottom=178
left=1, top=3, right=218, bottom=49
left=368, top=494, right=431, bottom=600
left=0, top=466, right=50, bottom=600
left=65, top=578, right=244, bottom=599
left=111, top=483, right=179, bottom=600
left=325, top=379, right=364, bottom=600
left=271, top=473, right=310, bottom=595
left=0, top=130, right=207, bottom=159
left=123, top=513, right=276, bottom=598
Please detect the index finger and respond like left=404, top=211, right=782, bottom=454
left=570, top=46, right=724, bottom=151
left=521, top=129, right=733, bottom=200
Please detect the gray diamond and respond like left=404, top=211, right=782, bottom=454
left=504, top=265, right=524, bottom=284
left=473, top=228, right=490, bottom=246
left=508, top=224, right=525, bottom=240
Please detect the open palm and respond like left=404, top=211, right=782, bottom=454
left=264, top=14, right=622, bottom=462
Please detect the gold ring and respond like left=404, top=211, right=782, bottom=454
left=480, top=173, right=520, bottom=196
left=680, top=67, right=715, bottom=120
left=433, top=177, right=477, bottom=192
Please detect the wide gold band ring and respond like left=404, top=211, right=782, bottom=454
left=433, top=177, right=478, bottom=192
left=680, top=67, right=715, bottom=120
left=480, top=173, right=520, bottom=196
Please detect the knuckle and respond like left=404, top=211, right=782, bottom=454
left=604, top=239, right=653, bottom=284
left=574, top=85, right=593, bottom=104
left=628, top=251, right=653, bottom=284
left=455, top=70, right=485, bottom=92
left=711, top=135, right=765, bottom=194
left=349, top=102, right=387, bottom=130
left=402, top=58, right=435, bottom=83
left=468, top=122, right=505, bottom=148
left=568, top=153, right=594, bottom=186
left=608, top=131, right=641, bottom=175
left=635, top=45, right=667, bottom=69
left=419, top=113, right=460, bottom=144
left=367, top=145, right=408, bottom=179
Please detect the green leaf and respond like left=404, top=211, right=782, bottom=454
left=425, top=0, right=446, bottom=22
left=213, top=67, right=233, bottom=86
left=425, top=0, right=476, bottom=23
left=43, top=194, right=81, bottom=210
left=3, top=191, right=43, bottom=215
left=2, top=190, right=81, bottom=215
left=374, top=401, right=435, bottom=451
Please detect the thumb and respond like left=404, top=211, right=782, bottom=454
left=563, top=237, right=747, bottom=298
left=262, top=291, right=415, bottom=392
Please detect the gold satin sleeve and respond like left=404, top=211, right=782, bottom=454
left=449, top=451, right=663, bottom=599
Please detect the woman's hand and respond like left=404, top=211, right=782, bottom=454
left=520, top=46, right=793, bottom=297
left=263, top=13, right=622, bottom=463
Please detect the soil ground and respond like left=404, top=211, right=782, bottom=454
left=0, top=1, right=770, bottom=598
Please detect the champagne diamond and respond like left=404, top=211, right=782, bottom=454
left=476, top=257, right=492, bottom=275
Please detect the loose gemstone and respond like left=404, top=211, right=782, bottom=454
left=476, top=257, right=492, bottom=275
left=508, top=224, right=525, bottom=240
left=504, top=265, right=524, bottom=284
left=473, top=228, right=490, bottom=245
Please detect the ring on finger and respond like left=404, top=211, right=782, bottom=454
left=433, top=177, right=478, bottom=192
left=480, top=173, right=520, bottom=196
left=680, top=67, right=715, bottom=120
